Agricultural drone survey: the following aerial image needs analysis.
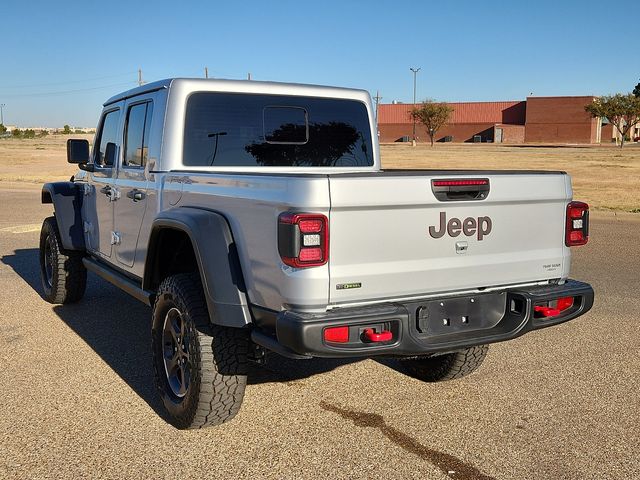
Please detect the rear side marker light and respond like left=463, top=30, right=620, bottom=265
left=324, top=326, right=349, bottom=343
left=565, top=201, right=589, bottom=246
left=278, top=213, right=329, bottom=268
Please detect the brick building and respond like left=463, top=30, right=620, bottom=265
left=377, top=96, right=637, bottom=144
left=523, top=96, right=599, bottom=143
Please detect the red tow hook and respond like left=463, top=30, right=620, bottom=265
left=534, top=305, right=561, bottom=317
left=363, top=328, right=393, bottom=343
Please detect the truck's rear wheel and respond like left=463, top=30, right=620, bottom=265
left=38, top=216, right=86, bottom=304
left=400, top=345, right=489, bottom=382
left=151, top=273, right=249, bottom=429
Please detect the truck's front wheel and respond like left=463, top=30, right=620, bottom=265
left=400, top=345, right=489, bottom=382
left=38, top=216, right=86, bottom=304
left=151, top=273, right=249, bottom=429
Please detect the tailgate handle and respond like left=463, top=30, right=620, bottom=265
left=432, top=178, right=489, bottom=202
left=363, top=328, right=393, bottom=343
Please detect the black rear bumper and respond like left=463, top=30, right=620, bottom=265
left=251, top=280, right=594, bottom=359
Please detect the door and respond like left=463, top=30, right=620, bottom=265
left=114, top=99, right=154, bottom=270
left=83, top=106, right=122, bottom=259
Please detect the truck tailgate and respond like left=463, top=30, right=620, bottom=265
left=328, top=171, right=572, bottom=305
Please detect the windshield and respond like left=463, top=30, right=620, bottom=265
left=183, top=93, right=373, bottom=167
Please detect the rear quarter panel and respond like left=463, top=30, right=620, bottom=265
left=162, top=173, right=331, bottom=311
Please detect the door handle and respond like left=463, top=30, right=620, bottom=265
left=100, top=185, right=120, bottom=201
left=127, top=189, right=146, bottom=202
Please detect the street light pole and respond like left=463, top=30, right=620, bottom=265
left=0, top=104, right=5, bottom=126
left=410, top=67, right=421, bottom=146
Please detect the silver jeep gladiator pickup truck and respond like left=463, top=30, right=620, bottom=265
left=39, top=78, right=594, bottom=429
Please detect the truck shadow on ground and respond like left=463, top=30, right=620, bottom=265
left=2, top=248, right=360, bottom=420
left=1, top=249, right=500, bottom=479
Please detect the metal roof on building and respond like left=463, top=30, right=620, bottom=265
left=378, top=101, right=526, bottom=125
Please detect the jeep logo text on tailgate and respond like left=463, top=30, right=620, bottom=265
left=428, top=212, right=492, bottom=240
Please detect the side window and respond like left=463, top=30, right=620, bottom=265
left=95, top=109, right=120, bottom=167
left=124, top=102, right=153, bottom=168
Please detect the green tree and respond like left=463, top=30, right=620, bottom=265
left=410, top=100, right=454, bottom=147
left=23, top=129, right=36, bottom=139
left=0, top=124, right=6, bottom=134
left=585, top=94, right=640, bottom=148
left=634, top=80, right=640, bottom=98
left=39, top=129, right=49, bottom=137
left=12, top=128, right=22, bottom=138
left=62, top=124, right=72, bottom=134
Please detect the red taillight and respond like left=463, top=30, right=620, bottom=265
left=298, top=247, right=322, bottom=262
left=298, top=219, right=323, bottom=233
left=324, top=326, right=349, bottom=343
left=278, top=213, right=329, bottom=268
left=565, top=201, right=589, bottom=246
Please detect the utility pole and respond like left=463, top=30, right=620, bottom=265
left=0, top=104, right=5, bottom=126
left=204, top=67, right=209, bottom=79
left=373, top=91, right=382, bottom=121
left=410, top=67, right=421, bottom=146
left=138, top=69, right=144, bottom=86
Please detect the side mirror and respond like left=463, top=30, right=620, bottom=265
left=67, top=139, right=90, bottom=164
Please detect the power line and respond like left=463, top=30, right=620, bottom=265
left=1, top=81, right=137, bottom=99
left=0, top=71, right=137, bottom=90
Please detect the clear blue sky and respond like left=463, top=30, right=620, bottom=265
left=1, top=0, right=638, bottom=127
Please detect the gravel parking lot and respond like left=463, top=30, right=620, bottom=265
left=0, top=183, right=638, bottom=480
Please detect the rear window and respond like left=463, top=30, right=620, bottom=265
left=183, top=93, right=373, bottom=167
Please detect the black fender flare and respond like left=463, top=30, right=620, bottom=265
left=41, top=182, right=85, bottom=251
left=144, top=207, right=252, bottom=328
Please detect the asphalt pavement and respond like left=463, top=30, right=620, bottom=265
left=0, top=183, right=638, bottom=480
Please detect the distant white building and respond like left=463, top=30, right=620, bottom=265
left=0, top=125, right=95, bottom=134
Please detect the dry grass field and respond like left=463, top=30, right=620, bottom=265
left=381, top=143, right=640, bottom=212
left=0, top=136, right=638, bottom=211
left=0, top=134, right=93, bottom=185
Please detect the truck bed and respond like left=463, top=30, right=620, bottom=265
left=167, top=168, right=573, bottom=313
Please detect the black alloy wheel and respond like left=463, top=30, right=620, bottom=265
left=162, top=307, right=192, bottom=398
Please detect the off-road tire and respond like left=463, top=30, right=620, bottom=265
left=39, top=216, right=86, bottom=304
left=401, top=345, right=489, bottom=382
left=151, top=273, right=249, bottom=429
